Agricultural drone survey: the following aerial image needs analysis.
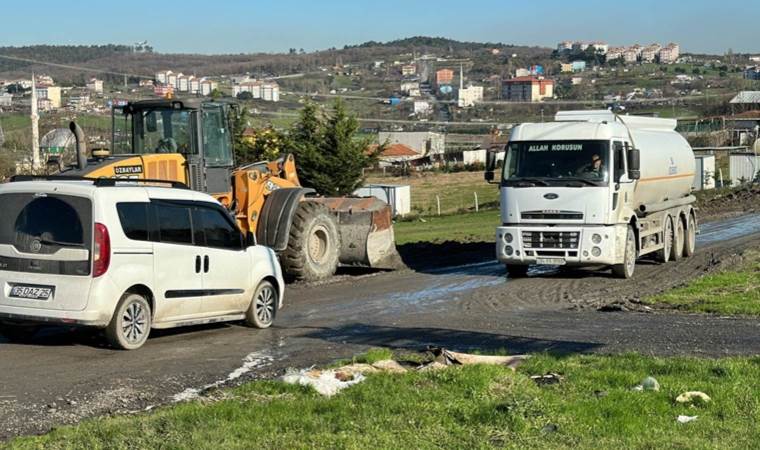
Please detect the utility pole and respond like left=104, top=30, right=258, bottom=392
left=30, top=73, right=40, bottom=171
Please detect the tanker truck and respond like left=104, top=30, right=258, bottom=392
left=484, top=110, right=697, bottom=279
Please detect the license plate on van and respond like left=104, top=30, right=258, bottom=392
left=536, top=258, right=566, bottom=266
left=9, top=285, right=54, bottom=300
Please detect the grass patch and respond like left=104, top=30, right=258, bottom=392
left=645, top=251, right=760, bottom=316
left=10, top=353, right=760, bottom=449
left=329, top=347, right=396, bottom=368
left=394, top=209, right=499, bottom=245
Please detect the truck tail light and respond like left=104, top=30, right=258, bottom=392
left=93, top=223, right=111, bottom=277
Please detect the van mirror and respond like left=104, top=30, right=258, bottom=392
left=627, top=148, right=641, bottom=179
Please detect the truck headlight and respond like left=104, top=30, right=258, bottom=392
left=592, top=233, right=602, bottom=244
left=591, top=246, right=602, bottom=257
left=505, top=233, right=513, bottom=243
left=505, top=245, right=513, bottom=256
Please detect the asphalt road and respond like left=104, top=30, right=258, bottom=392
left=2, top=214, right=760, bottom=439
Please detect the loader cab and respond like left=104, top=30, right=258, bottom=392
left=112, top=99, right=235, bottom=194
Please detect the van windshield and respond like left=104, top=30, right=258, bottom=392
left=503, top=140, right=610, bottom=186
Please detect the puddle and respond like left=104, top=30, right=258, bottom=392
left=697, top=214, right=760, bottom=245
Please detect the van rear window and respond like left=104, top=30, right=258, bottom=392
left=0, top=193, right=92, bottom=275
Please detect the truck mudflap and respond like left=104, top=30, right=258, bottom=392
left=310, top=197, right=404, bottom=270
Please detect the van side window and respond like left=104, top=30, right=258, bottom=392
left=193, top=205, right=243, bottom=250
left=116, top=203, right=149, bottom=241
left=155, top=203, right=193, bottom=245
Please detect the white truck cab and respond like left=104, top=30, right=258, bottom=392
left=0, top=178, right=284, bottom=349
left=485, top=110, right=697, bottom=278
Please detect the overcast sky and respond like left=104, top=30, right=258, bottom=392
left=2, top=0, right=757, bottom=54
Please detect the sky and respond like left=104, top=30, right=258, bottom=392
left=1, top=0, right=758, bottom=55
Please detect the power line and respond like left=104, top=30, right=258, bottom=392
left=0, top=54, right=153, bottom=79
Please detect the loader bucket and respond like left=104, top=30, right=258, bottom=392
left=310, top=197, right=404, bottom=270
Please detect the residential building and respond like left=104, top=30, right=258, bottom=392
left=262, top=82, right=280, bottom=102
left=502, top=76, right=554, bottom=102
left=167, top=72, right=178, bottom=89
left=557, top=41, right=573, bottom=52
left=458, top=85, right=484, bottom=108
left=413, top=100, right=432, bottom=115
left=571, top=76, right=584, bottom=85
left=37, top=98, right=53, bottom=111
left=606, top=47, right=624, bottom=61
left=155, top=70, right=172, bottom=84
left=571, top=60, right=586, bottom=72
left=750, top=56, right=760, bottom=63
left=200, top=79, right=218, bottom=96
left=401, top=64, right=416, bottom=76
left=68, top=94, right=92, bottom=110
left=641, top=44, right=661, bottom=63
left=590, top=41, right=609, bottom=54
left=36, top=85, right=61, bottom=108
left=189, top=77, right=201, bottom=94
left=659, top=43, right=680, bottom=64
left=86, top=78, right=104, bottom=93
left=378, top=131, right=445, bottom=160
left=436, top=68, right=454, bottom=85
left=515, top=68, right=532, bottom=77
left=177, top=75, right=191, bottom=92
left=0, top=92, right=12, bottom=107
left=139, top=79, right=154, bottom=88
left=623, top=46, right=641, bottom=63
left=36, top=75, right=54, bottom=87
left=154, top=83, right=174, bottom=97
left=234, top=81, right=262, bottom=98
left=400, top=81, right=420, bottom=96
left=572, top=42, right=590, bottom=52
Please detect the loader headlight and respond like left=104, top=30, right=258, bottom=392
left=505, top=233, right=513, bottom=243
left=505, top=245, right=514, bottom=256
left=591, top=246, right=602, bottom=257
left=592, top=233, right=602, bottom=244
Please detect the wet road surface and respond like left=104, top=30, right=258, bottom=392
left=2, top=214, right=760, bottom=439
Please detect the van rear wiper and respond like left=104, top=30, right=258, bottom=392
left=39, top=238, right=86, bottom=248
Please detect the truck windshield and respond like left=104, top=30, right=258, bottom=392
left=114, top=108, right=195, bottom=155
left=502, top=140, right=609, bottom=185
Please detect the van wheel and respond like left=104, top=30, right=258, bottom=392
left=245, top=281, right=277, bottom=329
left=105, top=293, right=151, bottom=350
left=281, top=201, right=340, bottom=281
left=0, top=324, right=40, bottom=342
left=506, top=264, right=529, bottom=278
left=683, top=213, right=697, bottom=257
left=671, top=216, right=685, bottom=261
left=612, top=225, right=637, bottom=279
left=656, top=216, right=673, bottom=263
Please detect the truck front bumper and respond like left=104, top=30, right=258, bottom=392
left=496, top=225, right=626, bottom=266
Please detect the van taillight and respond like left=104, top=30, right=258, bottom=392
left=94, top=223, right=111, bottom=277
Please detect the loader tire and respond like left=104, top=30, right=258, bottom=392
left=281, top=201, right=340, bottom=281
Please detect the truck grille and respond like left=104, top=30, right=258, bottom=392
left=521, top=231, right=580, bottom=249
left=521, top=210, right=583, bottom=220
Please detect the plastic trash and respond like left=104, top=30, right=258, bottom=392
left=282, top=368, right=366, bottom=397
left=676, top=391, right=711, bottom=404
left=677, top=415, right=698, bottom=423
left=633, top=376, right=660, bottom=392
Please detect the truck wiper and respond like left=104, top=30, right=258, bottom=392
left=558, top=177, right=599, bottom=186
left=505, top=178, right=550, bottom=187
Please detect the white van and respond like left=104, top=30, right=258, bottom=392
left=0, top=178, right=284, bottom=350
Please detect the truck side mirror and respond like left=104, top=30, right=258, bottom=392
left=484, top=150, right=497, bottom=183
left=627, top=148, right=641, bottom=180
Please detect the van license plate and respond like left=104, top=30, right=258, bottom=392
left=536, top=258, right=566, bottom=266
left=9, top=285, right=53, bottom=300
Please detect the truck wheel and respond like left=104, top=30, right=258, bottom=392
left=671, top=216, right=685, bottom=261
left=612, top=225, right=637, bottom=279
left=656, top=216, right=673, bottom=263
left=105, top=293, right=151, bottom=350
left=281, top=201, right=340, bottom=281
left=683, top=213, right=697, bottom=257
left=506, top=264, right=529, bottom=278
left=245, top=280, right=278, bottom=329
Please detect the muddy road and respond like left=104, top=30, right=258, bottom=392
left=2, top=214, right=760, bottom=439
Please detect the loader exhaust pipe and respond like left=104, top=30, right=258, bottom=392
left=69, top=121, right=87, bottom=170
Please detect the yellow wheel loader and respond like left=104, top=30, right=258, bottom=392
left=61, top=98, right=400, bottom=281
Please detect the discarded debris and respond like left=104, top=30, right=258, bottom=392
left=677, top=415, right=698, bottom=424
left=633, top=376, right=660, bottom=392
left=530, top=373, right=564, bottom=386
left=282, top=368, right=367, bottom=397
left=427, top=347, right=529, bottom=370
left=676, top=391, right=711, bottom=404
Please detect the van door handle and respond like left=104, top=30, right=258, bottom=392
left=204, top=255, right=209, bottom=273
left=195, top=255, right=201, bottom=273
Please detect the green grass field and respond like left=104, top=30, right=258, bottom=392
left=10, top=352, right=760, bottom=449
left=395, top=209, right=498, bottom=245
left=645, top=251, right=760, bottom=316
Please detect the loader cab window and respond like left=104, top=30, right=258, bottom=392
left=201, top=104, right=233, bottom=168
left=122, top=108, right=196, bottom=156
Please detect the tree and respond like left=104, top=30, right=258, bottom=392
left=236, top=91, right=253, bottom=100
left=290, top=100, right=378, bottom=195
left=210, top=88, right=224, bottom=99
